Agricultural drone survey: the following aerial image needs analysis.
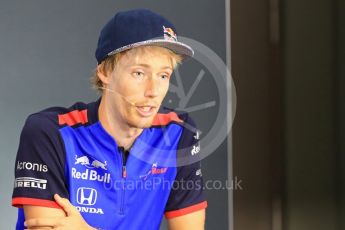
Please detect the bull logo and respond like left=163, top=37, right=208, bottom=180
left=163, top=26, right=177, bottom=41
left=91, top=160, right=107, bottom=170
left=75, top=155, right=90, bottom=165
left=75, top=155, right=107, bottom=170
left=139, top=162, right=168, bottom=180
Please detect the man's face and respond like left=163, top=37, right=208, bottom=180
left=106, top=47, right=174, bottom=129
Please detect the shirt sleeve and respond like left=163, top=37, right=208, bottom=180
left=164, top=113, right=207, bottom=219
left=12, top=113, right=69, bottom=209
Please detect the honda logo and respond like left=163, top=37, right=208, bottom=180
left=76, top=187, right=97, bottom=206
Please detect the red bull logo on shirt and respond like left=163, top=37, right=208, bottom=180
left=71, top=168, right=111, bottom=184
left=72, top=154, right=111, bottom=184
left=75, top=155, right=107, bottom=170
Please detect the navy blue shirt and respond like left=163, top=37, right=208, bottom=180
left=12, top=98, right=207, bottom=230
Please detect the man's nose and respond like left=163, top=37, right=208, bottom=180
left=144, top=77, right=160, bottom=98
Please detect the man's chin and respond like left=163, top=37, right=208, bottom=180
left=127, top=117, right=155, bottom=129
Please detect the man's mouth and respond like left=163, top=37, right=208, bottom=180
left=135, top=105, right=156, bottom=117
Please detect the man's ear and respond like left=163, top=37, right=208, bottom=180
left=97, top=64, right=111, bottom=85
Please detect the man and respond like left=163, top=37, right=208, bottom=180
left=12, top=9, right=207, bottom=230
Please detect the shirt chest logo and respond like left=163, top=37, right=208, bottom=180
left=72, top=154, right=111, bottom=184
left=139, top=163, right=168, bottom=180
left=75, top=187, right=104, bottom=215
left=75, top=155, right=107, bottom=170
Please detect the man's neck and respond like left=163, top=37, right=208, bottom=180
left=98, top=96, right=143, bottom=150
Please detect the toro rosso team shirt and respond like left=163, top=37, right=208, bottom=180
left=12, top=98, right=207, bottom=230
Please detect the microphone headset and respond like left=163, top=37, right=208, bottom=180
left=98, top=86, right=136, bottom=106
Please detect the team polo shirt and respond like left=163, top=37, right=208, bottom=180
left=12, top=97, right=207, bottom=230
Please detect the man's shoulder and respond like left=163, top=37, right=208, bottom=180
left=152, top=107, right=197, bottom=130
left=24, top=100, right=96, bottom=131
left=151, top=110, right=184, bottom=127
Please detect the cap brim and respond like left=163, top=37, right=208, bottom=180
left=107, top=39, right=194, bottom=61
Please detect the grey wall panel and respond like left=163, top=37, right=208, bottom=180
left=283, top=0, right=338, bottom=229
left=0, top=1, right=228, bottom=229
left=337, top=0, right=345, bottom=228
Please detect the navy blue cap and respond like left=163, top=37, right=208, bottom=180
left=95, top=9, right=194, bottom=64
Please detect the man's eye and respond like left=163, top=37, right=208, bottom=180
left=161, top=74, right=170, bottom=80
left=133, top=71, right=144, bottom=78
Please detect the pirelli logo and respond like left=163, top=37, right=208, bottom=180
left=14, top=177, right=47, bottom=190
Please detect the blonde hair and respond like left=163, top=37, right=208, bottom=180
left=91, top=46, right=183, bottom=93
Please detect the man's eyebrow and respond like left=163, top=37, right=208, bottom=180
left=161, top=66, right=173, bottom=70
left=131, top=63, right=173, bottom=70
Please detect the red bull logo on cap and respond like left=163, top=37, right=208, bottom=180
left=163, top=26, right=177, bottom=41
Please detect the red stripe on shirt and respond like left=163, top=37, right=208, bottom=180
left=164, top=201, right=208, bottom=219
left=152, top=112, right=183, bottom=126
left=12, top=197, right=62, bottom=209
left=58, top=109, right=88, bottom=126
